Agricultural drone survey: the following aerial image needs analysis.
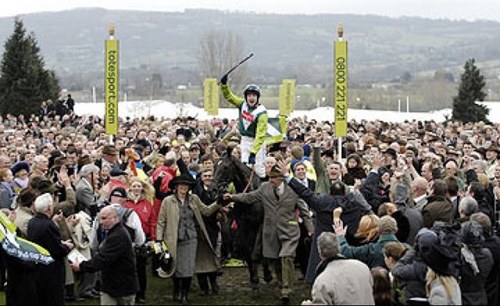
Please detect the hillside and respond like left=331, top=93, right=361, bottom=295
left=1, top=8, right=500, bottom=86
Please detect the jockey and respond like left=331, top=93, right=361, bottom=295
left=220, top=75, right=268, bottom=178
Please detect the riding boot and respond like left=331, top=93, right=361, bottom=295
left=172, top=277, right=181, bottom=302
left=209, top=272, right=219, bottom=295
left=197, top=273, right=210, bottom=296
left=181, top=277, right=192, bottom=305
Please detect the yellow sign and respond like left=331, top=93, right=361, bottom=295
left=279, top=79, right=295, bottom=116
left=105, top=39, right=119, bottom=135
left=334, top=40, right=348, bottom=137
left=204, top=78, right=219, bottom=115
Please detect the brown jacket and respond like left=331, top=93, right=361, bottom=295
left=156, top=193, right=221, bottom=278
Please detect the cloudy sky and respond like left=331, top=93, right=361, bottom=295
left=2, top=0, right=500, bottom=21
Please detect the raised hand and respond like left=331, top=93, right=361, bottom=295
left=220, top=74, right=228, bottom=85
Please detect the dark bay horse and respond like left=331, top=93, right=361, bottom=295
left=210, top=147, right=272, bottom=291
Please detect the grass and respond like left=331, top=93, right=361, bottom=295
left=63, top=264, right=312, bottom=305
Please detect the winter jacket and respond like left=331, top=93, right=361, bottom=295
left=80, top=222, right=139, bottom=297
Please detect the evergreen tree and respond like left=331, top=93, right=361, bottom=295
left=452, top=58, right=489, bottom=123
left=0, top=18, right=60, bottom=116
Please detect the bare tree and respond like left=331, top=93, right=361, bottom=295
left=198, top=30, right=248, bottom=92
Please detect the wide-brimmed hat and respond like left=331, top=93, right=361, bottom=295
left=11, top=161, right=30, bottom=176
left=487, top=144, right=499, bottom=154
left=268, top=165, right=284, bottom=178
left=30, top=176, right=57, bottom=194
left=168, top=173, right=196, bottom=190
left=417, top=228, right=457, bottom=276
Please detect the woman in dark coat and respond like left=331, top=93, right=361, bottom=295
left=459, top=221, right=494, bottom=305
left=284, top=174, right=372, bottom=284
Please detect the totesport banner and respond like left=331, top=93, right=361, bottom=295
left=204, top=78, right=219, bottom=115
left=334, top=40, right=348, bottom=137
left=105, top=39, right=119, bottom=135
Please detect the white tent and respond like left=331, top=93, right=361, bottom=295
left=75, top=100, right=498, bottom=123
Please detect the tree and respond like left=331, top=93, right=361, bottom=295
left=452, top=58, right=489, bottom=123
left=198, top=30, right=248, bottom=94
left=0, top=18, right=60, bottom=116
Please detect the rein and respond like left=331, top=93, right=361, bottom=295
left=242, top=164, right=255, bottom=193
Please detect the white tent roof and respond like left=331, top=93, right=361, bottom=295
left=75, top=100, right=499, bottom=123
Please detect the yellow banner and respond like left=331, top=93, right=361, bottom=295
left=105, top=39, right=119, bottom=135
left=204, top=78, right=219, bottom=115
left=279, top=84, right=285, bottom=115
left=283, top=79, right=295, bottom=115
left=279, top=79, right=295, bottom=116
left=334, top=40, right=348, bottom=137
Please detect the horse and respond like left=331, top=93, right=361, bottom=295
left=210, top=146, right=272, bottom=292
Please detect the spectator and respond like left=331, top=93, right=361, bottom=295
left=336, top=215, right=399, bottom=269
left=301, top=232, right=374, bottom=305
left=156, top=173, right=222, bottom=304
left=421, top=179, right=453, bottom=228
left=28, top=193, right=74, bottom=305
left=70, top=205, right=139, bottom=305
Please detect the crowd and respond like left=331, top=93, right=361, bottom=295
left=0, top=87, right=499, bottom=306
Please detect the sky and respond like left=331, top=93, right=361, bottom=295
left=2, top=0, right=500, bottom=22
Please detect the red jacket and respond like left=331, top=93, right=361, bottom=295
left=123, top=197, right=156, bottom=241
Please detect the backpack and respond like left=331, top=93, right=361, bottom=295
left=121, top=208, right=136, bottom=242
left=97, top=208, right=136, bottom=243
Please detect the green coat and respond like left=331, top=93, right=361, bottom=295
left=232, top=182, right=314, bottom=259
left=339, top=234, right=399, bottom=268
left=156, top=193, right=222, bottom=278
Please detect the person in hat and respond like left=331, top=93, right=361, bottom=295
left=95, top=145, right=119, bottom=171
left=220, top=75, right=268, bottom=178
left=13, top=187, right=39, bottom=237
left=418, top=228, right=462, bottom=305
left=223, top=165, right=313, bottom=304
left=10, top=161, right=30, bottom=193
left=156, top=173, right=223, bottom=304
left=486, top=144, right=498, bottom=180
left=458, top=221, right=493, bottom=305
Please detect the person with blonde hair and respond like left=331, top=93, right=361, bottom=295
left=354, top=214, right=380, bottom=245
left=123, top=176, right=155, bottom=303
left=335, top=215, right=399, bottom=268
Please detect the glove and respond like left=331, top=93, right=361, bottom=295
left=220, top=74, right=228, bottom=85
left=248, top=152, right=256, bottom=165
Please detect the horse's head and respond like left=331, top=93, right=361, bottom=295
left=210, top=145, right=261, bottom=194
